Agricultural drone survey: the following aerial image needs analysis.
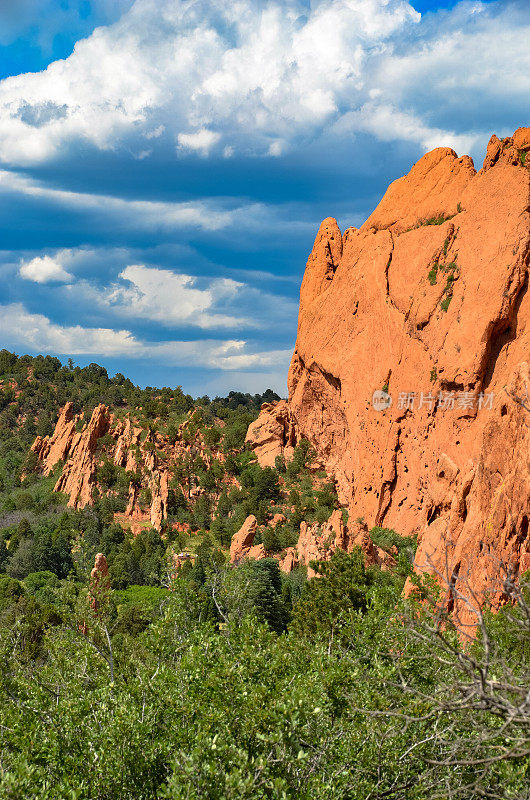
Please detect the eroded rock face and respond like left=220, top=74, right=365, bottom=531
left=481, top=127, right=530, bottom=172
left=88, top=552, right=110, bottom=614
left=230, top=515, right=259, bottom=563
left=229, top=510, right=395, bottom=577
left=252, top=128, right=530, bottom=616
left=31, top=401, right=77, bottom=471
left=245, top=400, right=298, bottom=467
left=31, top=404, right=226, bottom=532
left=54, top=404, right=111, bottom=509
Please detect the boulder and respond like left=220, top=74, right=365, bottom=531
left=245, top=400, right=298, bottom=467
left=230, top=515, right=258, bottom=563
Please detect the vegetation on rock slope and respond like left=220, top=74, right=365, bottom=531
left=0, top=349, right=528, bottom=799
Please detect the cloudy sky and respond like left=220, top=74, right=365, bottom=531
left=0, top=0, right=527, bottom=396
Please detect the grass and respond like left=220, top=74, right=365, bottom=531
left=444, top=273, right=455, bottom=293
left=428, top=263, right=439, bottom=285
left=114, top=584, right=170, bottom=610
left=423, top=214, right=450, bottom=226
left=441, top=262, right=458, bottom=289
left=520, top=150, right=527, bottom=167
left=430, top=367, right=438, bottom=383
left=414, top=206, right=462, bottom=230
left=432, top=261, right=459, bottom=312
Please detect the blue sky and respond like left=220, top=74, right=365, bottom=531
left=0, top=0, right=525, bottom=397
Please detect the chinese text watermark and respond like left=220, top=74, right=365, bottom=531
left=372, top=389, right=494, bottom=412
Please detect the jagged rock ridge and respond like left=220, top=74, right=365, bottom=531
left=230, top=510, right=396, bottom=577
left=247, top=128, right=530, bottom=621
left=31, top=402, right=226, bottom=532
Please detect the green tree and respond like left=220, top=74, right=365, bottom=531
left=290, top=549, right=387, bottom=640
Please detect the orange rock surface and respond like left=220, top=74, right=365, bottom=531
left=230, top=510, right=395, bottom=577
left=252, top=128, right=530, bottom=619
left=31, top=404, right=227, bottom=532
left=230, top=514, right=259, bottom=563
left=88, top=552, right=110, bottom=614
left=54, top=404, right=111, bottom=509
left=245, top=400, right=298, bottom=467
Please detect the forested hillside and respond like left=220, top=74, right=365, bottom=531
left=0, top=349, right=528, bottom=799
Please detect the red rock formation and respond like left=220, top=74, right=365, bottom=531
left=251, top=127, right=530, bottom=619
left=230, top=515, right=259, bottom=563
left=88, top=552, right=110, bottom=615
left=31, top=401, right=78, bottom=472
left=112, top=417, right=143, bottom=471
left=480, top=128, right=530, bottom=172
left=245, top=400, right=298, bottom=467
left=230, top=509, right=395, bottom=577
left=31, top=402, right=227, bottom=532
left=53, top=404, right=110, bottom=508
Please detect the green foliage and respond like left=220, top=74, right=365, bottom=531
left=286, top=438, right=313, bottom=479
left=290, top=549, right=387, bottom=640
left=422, top=213, right=452, bottom=226
left=274, top=453, right=286, bottom=473
left=3, top=349, right=529, bottom=799
left=436, top=261, right=458, bottom=312
left=0, top=545, right=527, bottom=799
left=114, top=584, right=170, bottom=609
left=0, top=574, right=24, bottom=611
left=97, top=459, right=119, bottom=489
left=428, top=261, right=439, bottom=285
left=240, top=464, right=281, bottom=504
left=262, top=526, right=282, bottom=553
left=369, top=526, right=417, bottom=569
left=218, top=557, right=288, bottom=633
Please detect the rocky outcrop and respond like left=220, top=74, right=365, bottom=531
left=88, top=552, right=110, bottom=615
left=54, top=404, right=111, bottom=508
left=480, top=129, right=530, bottom=172
left=31, top=401, right=78, bottom=472
left=251, top=127, right=530, bottom=617
left=230, top=510, right=395, bottom=577
left=245, top=400, right=298, bottom=467
left=408, top=361, right=530, bottom=625
left=230, top=515, right=259, bottom=563
left=31, top=403, right=226, bottom=533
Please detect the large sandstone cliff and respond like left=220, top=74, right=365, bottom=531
left=248, top=129, right=530, bottom=619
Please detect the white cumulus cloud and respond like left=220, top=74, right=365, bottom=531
left=178, top=128, right=221, bottom=155
left=64, top=261, right=298, bottom=331
left=92, top=263, right=247, bottom=329
left=0, top=302, right=292, bottom=371
left=0, top=0, right=422, bottom=164
left=0, top=0, right=527, bottom=166
left=19, top=252, right=73, bottom=283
